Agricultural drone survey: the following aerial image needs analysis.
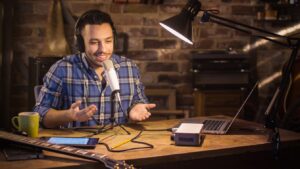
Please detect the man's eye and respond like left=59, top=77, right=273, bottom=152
left=89, top=42, right=98, bottom=45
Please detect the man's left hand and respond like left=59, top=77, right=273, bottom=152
left=129, top=103, right=156, bottom=121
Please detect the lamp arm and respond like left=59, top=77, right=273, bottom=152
left=201, top=12, right=292, bottom=48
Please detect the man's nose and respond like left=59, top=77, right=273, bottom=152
left=95, top=42, right=103, bottom=56
left=97, top=42, right=103, bottom=51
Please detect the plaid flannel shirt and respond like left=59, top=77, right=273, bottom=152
left=33, top=53, right=148, bottom=127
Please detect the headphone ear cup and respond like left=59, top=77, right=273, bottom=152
left=76, top=34, right=84, bottom=53
left=114, top=34, right=118, bottom=51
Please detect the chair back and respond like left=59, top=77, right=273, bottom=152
left=34, top=85, right=43, bottom=102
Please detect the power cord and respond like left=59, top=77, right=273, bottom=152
left=98, top=127, right=172, bottom=152
left=98, top=130, right=153, bottom=152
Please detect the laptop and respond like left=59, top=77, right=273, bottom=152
left=180, top=82, right=258, bottom=135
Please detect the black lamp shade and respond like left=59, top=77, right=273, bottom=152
left=159, top=11, right=193, bottom=45
left=159, top=0, right=201, bottom=45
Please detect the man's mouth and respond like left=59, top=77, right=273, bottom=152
left=95, top=51, right=103, bottom=57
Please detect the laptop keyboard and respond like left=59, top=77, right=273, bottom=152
left=203, top=120, right=225, bottom=131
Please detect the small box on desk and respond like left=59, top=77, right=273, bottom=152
left=174, top=123, right=203, bottom=146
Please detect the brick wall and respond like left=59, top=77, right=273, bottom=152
left=10, top=0, right=293, bottom=122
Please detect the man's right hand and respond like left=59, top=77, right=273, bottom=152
left=68, top=100, right=97, bottom=122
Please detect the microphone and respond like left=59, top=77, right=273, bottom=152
left=102, top=59, right=121, bottom=103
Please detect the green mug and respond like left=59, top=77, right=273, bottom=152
left=12, top=112, right=40, bottom=138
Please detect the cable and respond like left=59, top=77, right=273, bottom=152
left=143, top=128, right=172, bottom=132
left=98, top=130, right=154, bottom=152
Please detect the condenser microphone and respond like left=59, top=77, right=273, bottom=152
left=102, top=59, right=121, bottom=103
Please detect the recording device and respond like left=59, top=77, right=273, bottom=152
left=41, top=137, right=99, bottom=149
left=173, top=123, right=204, bottom=146
left=102, top=59, right=121, bottom=103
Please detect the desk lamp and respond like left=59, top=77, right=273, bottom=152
left=159, top=0, right=300, bottom=159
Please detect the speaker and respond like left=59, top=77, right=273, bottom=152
left=28, top=56, right=61, bottom=110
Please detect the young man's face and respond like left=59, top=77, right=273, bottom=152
left=81, top=23, right=114, bottom=68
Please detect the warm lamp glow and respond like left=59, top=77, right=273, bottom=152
left=159, top=22, right=193, bottom=44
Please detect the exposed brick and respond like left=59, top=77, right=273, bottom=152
left=232, top=5, right=255, bottom=16
left=141, top=72, right=158, bottom=84
left=160, top=50, right=192, bottom=60
left=163, top=0, right=186, bottom=5
left=127, top=50, right=159, bottom=61
left=143, top=39, right=177, bottom=49
left=143, top=17, right=159, bottom=26
left=159, top=5, right=182, bottom=14
left=235, top=30, right=251, bottom=37
left=110, top=4, right=123, bottom=13
left=199, top=29, right=218, bottom=38
left=216, top=39, right=249, bottom=49
left=16, top=14, right=48, bottom=25
left=222, top=0, right=251, bottom=3
left=146, top=62, right=178, bottom=72
left=202, top=3, right=220, bottom=11
left=181, top=39, right=214, bottom=49
left=33, top=1, right=52, bottom=15
left=112, top=15, right=143, bottom=25
left=129, top=27, right=159, bottom=37
left=222, top=0, right=232, bottom=2
left=14, top=27, right=33, bottom=37
left=34, top=27, right=46, bottom=37
left=128, top=38, right=143, bottom=50
left=71, top=3, right=105, bottom=15
left=14, top=2, right=33, bottom=14
left=179, top=61, right=192, bottom=73
left=215, top=28, right=231, bottom=37
left=123, top=4, right=157, bottom=13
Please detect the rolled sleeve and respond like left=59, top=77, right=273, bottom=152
left=33, top=104, right=51, bottom=124
left=32, top=61, right=64, bottom=126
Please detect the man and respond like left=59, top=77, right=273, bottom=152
left=34, top=9, right=156, bottom=128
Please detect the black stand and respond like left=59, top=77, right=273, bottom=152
left=110, top=90, right=130, bottom=135
left=201, top=11, right=300, bottom=159
left=110, top=90, right=120, bottom=129
left=264, top=40, right=300, bottom=159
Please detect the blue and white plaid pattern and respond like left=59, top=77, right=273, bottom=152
left=33, top=53, right=148, bottom=127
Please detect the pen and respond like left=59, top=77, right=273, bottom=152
left=112, top=138, right=132, bottom=149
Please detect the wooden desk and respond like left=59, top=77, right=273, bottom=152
left=1, top=117, right=300, bottom=169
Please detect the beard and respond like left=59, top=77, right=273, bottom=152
left=85, top=51, right=112, bottom=68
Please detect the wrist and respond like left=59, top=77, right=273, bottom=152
left=127, top=101, right=144, bottom=116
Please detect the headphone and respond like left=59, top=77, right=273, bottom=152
left=74, top=9, right=117, bottom=53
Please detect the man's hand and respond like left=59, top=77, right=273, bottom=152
left=129, top=103, right=156, bottom=121
left=68, top=100, right=97, bottom=122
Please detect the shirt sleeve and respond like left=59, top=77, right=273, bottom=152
left=33, top=62, right=64, bottom=124
left=132, top=64, right=149, bottom=105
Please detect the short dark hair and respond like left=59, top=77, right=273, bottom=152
left=74, top=9, right=117, bottom=52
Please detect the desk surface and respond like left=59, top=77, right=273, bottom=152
left=1, top=117, right=300, bottom=169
